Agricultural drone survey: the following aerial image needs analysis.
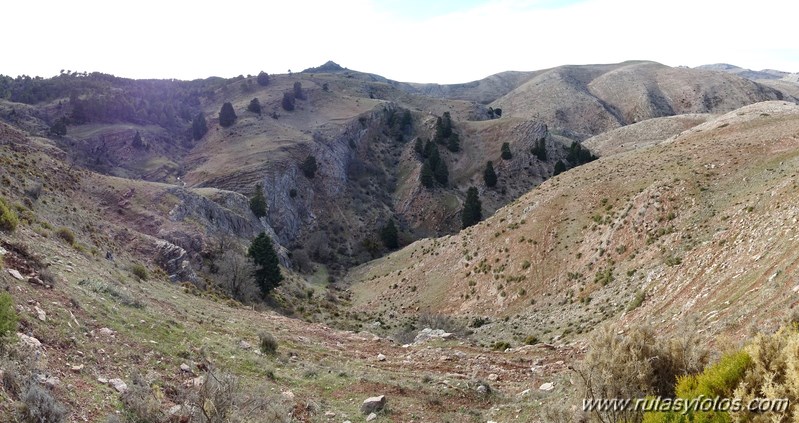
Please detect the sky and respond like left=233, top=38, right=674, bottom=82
left=3, top=0, right=798, bottom=84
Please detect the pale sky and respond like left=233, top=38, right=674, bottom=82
left=4, top=0, right=798, bottom=84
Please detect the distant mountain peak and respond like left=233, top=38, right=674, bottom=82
left=302, top=61, right=346, bottom=73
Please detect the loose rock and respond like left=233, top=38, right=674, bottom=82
left=8, top=269, right=24, bottom=281
left=539, top=382, right=555, bottom=392
left=360, top=395, right=386, bottom=414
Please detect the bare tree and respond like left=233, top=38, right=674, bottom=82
left=214, top=251, right=258, bottom=302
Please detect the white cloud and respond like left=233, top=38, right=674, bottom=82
left=2, top=0, right=797, bottom=82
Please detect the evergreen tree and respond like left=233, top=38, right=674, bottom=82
left=446, top=133, right=460, bottom=152
left=531, top=138, right=547, bottom=161
left=462, top=187, right=482, bottom=229
left=293, top=81, right=305, bottom=100
left=414, top=138, right=423, bottom=156
left=50, top=118, right=67, bottom=136
left=494, top=108, right=502, bottom=117
left=434, top=159, right=448, bottom=185
left=218, top=102, right=237, bottom=127
left=247, top=98, right=262, bottom=115
left=484, top=161, right=497, bottom=187
left=281, top=92, right=295, bottom=111
left=553, top=159, right=567, bottom=176
left=192, top=112, right=208, bottom=140
left=427, top=144, right=440, bottom=171
left=420, top=161, right=434, bottom=188
left=441, top=112, right=453, bottom=138
left=501, top=142, right=512, bottom=160
left=132, top=130, right=145, bottom=149
left=300, top=155, right=318, bottom=178
left=423, top=139, right=436, bottom=159
left=249, top=184, right=267, bottom=218
left=380, top=220, right=399, bottom=249
left=257, top=71, right=270, bottom=86
left=248, top=232, right=283, bottom=298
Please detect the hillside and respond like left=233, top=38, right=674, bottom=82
left=4, top=62, right=799, bottom=421
left=492, top=61, right=791, bottom=140
left=349, top=101, right=799, bottom=349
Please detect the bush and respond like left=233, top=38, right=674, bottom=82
left=644, top=351, right=751, bottom=422
left=259, top=331, right=278, bottom=355
left=130, top=263, right=148, bottom=281
left=19, top=384, right=67, bottom=423
left=0, top=292, right=18, bottom=344
left=524, top=335, right=539, bottom=345
left=0, top=197, right=19, bottom=232
left=492, top=341, right=511, bottom=351
left=576, top=324, right=708, bottom=423
left=121, top=373, right=162, bottom=422
left=55, top=227, right=75, bottom=244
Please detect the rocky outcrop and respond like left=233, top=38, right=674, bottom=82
left=166, top=187, right=290, bottom=267
left=154, top=239, right=198, bottom=285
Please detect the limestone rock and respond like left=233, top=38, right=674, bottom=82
left=108, top=378, right=128, bottom=393
left=539, top=382, right=555, bottom=392
left=8, top=269, right=24, bottom=280
left=360, top=395, right=386, bottom=414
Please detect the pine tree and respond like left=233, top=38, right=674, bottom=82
left=423, top=139, right=436, bottom=159
left=427, top=144, right=441, bottom=171
left=249, top=183, right=267, bottom=218
left=219, top=102, right=237, bottom=127
left=484, top=161, right=497, bottom=187
left=446, top=133, right=460, bottom=152
left=248, top=233, right=283, bottom=298
left=49, top=118, right=67, bottom=136
left=501, top=142, right=512, bottom=160
left=257, top=71, right=270, bottom=86
left=293, top=81, right=305, bottom=100
left=434, top=159, right=449, bottom=185
left=192, top=112, right=208, bottom=140
left=247, top=98, right=261, bottom=115
left=282, top=92, right=295, bottom=111
left=420, top=161, right=434, bottom=188
left=532, top=138, right=547, bottom=161
left=414, top=138, right=423, bottom=156
left=554, top=160, right=567, bottom=176
left=380, top=220, right=399, bottom=249
left=462, top=187, right=482, bottom=229
left=300, top=155, right=318, bottom=178
left=132, top=130, right=145, bottom=149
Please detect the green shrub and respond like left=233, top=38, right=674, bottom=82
left=492, top=341, right=511, bottom=351
left=0, top=197, right=19, bottom=232
left=524, top=335, right=539, bottom=345
left=259, top=331, right=278, bottom=355
left=0, top=292, right=18, bottom=343
left=129, top=263, right=148, bottom=281
left=55, top=227, right=75, bottom=245
left=643, top=351, right=751, bottom=423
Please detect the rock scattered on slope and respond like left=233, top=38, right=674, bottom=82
left=413, top=328, right=453, bottom=344
left=360, top=395, right=386, bottom=414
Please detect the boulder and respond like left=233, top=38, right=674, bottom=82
left=360, top=395, right=386, bottom=414
left=108, top=378, right=128, bottom=393
left=539, top=382, right=555, bottom=392
left=7, top=269, right=24, bottom=281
